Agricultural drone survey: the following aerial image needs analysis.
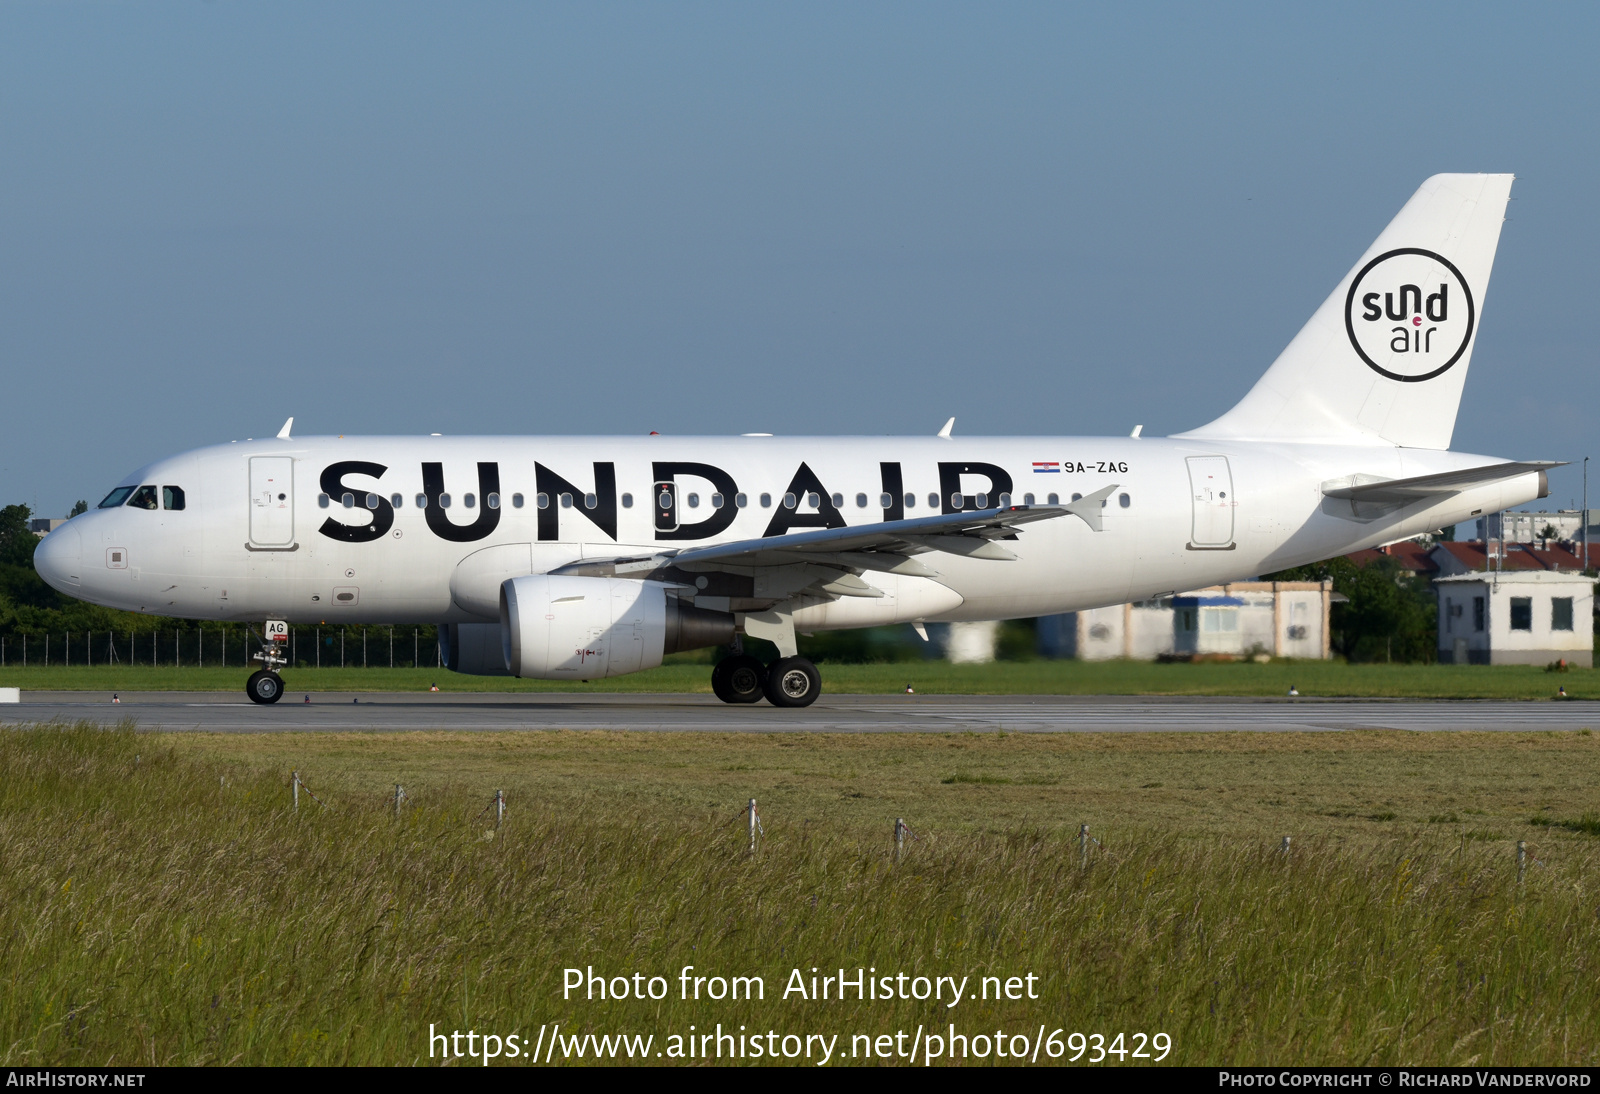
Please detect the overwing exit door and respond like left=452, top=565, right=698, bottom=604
left=249, top=457, right=296, bottom=547
left=1186, top=455, right=1235, bottom=549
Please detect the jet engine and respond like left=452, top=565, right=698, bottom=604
left=500, top=574, right=734, bottom=679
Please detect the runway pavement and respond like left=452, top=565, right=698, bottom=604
left=3, top=691, right=1597, bottom=733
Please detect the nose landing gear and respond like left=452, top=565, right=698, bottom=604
left=244, top=621, right=289, bottom=704
left=246, top=669, right=283, bottom=704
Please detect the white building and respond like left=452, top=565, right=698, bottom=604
left=1038, top=581, right=1335, bottom=661
left=1478, top=509, right=1599, bottom=547
left=942, top=620, right=1002, bottom=664
left=1435, top=570, right=1594, bottom=667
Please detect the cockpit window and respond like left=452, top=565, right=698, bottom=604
left=127, top=485, right=159, bottom=510
left=99, top=486, right=136, bottom=509
left=162, top=486, right=186, bottom=511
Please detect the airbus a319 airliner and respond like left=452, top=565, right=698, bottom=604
left=36, top=174, right=1556, bottom=707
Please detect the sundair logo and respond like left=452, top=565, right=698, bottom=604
left=1344, top=247, right=1475, bottom=383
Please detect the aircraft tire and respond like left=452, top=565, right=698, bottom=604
left=763, top=656, right=821, bottom=708
left=711, top=655, right=767, bottom=704
left=246, top=670, right=284, bottom=705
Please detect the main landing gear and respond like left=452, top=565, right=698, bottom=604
left=245, top=621, right=289, bottom=705
left=711, top=652, right=823, bottom=707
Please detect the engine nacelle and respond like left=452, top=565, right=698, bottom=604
left=438, top=622, right=511, bottom=676
left=500, top=574, right=734, bottom=679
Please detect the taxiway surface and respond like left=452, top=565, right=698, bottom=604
left=3, top=692, right=1596, bottom=733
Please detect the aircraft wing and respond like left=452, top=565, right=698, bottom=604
left=549, top=503, right=1073, bottom=592
left=1321, top=461, right=1563, bottom=504
left=668, top=503, right=1069, bottom=569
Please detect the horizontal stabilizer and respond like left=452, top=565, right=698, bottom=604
left=1321, top=461, right=1562, bottom=504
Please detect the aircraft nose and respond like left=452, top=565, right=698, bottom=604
left=33, top=523, right=82, bottom=592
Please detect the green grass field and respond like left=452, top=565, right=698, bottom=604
left=2, top=722, right=1597, bottom=1066
left=1, top=658, right=1593, bottom=698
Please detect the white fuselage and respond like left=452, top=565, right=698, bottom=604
left=40, top=434, right=1544, bottom=629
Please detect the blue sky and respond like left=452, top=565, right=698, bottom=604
left=3, top=2, right=1596, bottom=517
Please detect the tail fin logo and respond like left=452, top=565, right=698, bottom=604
left=1344, top=247, right=1475, bottom=383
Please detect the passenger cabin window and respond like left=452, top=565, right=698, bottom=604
left=1119, top=492, right=1131, bottom=508
left=99, top=486, right=135, bottom=509
left=904, top=493, right=915, bottom=509
left=415, top=493, right=428, bottom=509
left=783, top=493, right=796, bottom=509
left=998, top=493, right=1010, bottom=507
left=735, top=493, right=748, bottom=508
left=830, top=493, right=843, bottom=508
left=711, top=493, right=723, bottom=509
left=318, top=493, right=331, bottom=508
left=1023, top=493, right=1035, bottom=505
left=390, top=493, right=404, bottom=508
left=1510, top=597, right=1532, bottom=631
left=536, top=493, right=550, bottom=509
left=878, top=493, right=890, bottom=508
left=128, top=486, right=159, bottom=510
left=760, top=493, right=772, bottom=508
left=584, top=492, right=597, bottom=509
left=341, top=492, right=355, bottom=508
left=486, top=493, right=500, bottom=509
left=512, top=493, right=525, bottom=508
left=1047, top=493, right=1059, bottom=505
left=463, top=493, right=476, bottom=509
left=162, top=486, right=186, bottom=510
left=975, top=492, right=988, bottom=509
left=687, top=493, right=700, bottom=508
left=807, top=492, right=821, bottom=509
left=857, top=493, right=869, bottom=509
left=560, top=493, right=573, bottom=509
left=439, top=494, right=452, bottom=509
left=366, top=493, right=380, bottom=509
left=927, top=493, right=938, bottom=508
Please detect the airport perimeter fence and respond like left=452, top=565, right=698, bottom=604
left=0, top=624, right=443, bottom=670
left=275, top=780, right=1552, bottom=882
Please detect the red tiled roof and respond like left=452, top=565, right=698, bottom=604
left=1431, top=540, right=1586, bottom=572
left=1346, top=540, right=1439, bottom=573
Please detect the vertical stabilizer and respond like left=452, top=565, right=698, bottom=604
left=1177, top=174, right=1513, bottom=449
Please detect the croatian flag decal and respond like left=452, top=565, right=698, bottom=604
left=1032, top=462, right=1060, bottom=473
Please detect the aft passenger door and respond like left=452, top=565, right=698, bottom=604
left=249, top=457, right=296, bottom=548
left=1186, top=456, right=1235, bottom=550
